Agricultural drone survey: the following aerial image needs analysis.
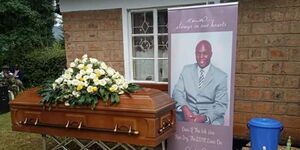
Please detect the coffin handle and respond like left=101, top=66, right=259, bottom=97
left=65, top=121, right=70, bottom=128
left=128, top=126, right=132, bottom=134
left=114, top=124, right=118, bottom=133
left=34, top=118, right=39, bottom=126
left=78, top=122, right=82, bottom=130
left=158, top=120, right=173, bottom=134
left=23, top=118, right=28, bottom=125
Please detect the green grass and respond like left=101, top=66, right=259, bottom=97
left=0, top=112, right=43, bottom=150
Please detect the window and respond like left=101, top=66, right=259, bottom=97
left=129, top=9, right=168, bottom=83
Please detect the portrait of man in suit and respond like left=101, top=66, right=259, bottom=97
left=172, top=40, right=228, bottom=126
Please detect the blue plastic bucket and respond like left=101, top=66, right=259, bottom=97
left=248, top=118, right=283, bottom=150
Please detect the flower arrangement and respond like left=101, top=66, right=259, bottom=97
left=38, top=54, right=140, bottom=109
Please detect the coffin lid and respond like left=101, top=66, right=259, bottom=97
left=10, top=88, right=176, bottom=113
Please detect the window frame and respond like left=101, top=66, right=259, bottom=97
left=127, top=8, right=168, bottom=84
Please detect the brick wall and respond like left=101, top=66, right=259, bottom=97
left=234, top=0, right=300, bottom=144
left=63, top=9, right=124, bottom=74
left=62, top=0, right=300, bottom=144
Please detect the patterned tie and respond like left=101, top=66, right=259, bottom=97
left=199, top=69, right=204, bottom=88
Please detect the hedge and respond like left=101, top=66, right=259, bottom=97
left=21, top=42, right=66, bottom=88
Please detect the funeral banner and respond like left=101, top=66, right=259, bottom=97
left=168, top=3, right=238, bottom=150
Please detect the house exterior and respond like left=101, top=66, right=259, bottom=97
left=60, top=0, right=300, bottom=144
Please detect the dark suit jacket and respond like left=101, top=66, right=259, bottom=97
left=172, top=63, right=228, bottom=125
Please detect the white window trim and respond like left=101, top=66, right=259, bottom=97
left=122, top=8, right=130, bottom=81
left=125, top=8, right=168, bottom=84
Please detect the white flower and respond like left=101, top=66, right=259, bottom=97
left=101, top=62, right=107, bottom=70
left=107, top=67, right=115, bottom=76
left=99, top=79, right=107, bottom=86
left=112, top=84, right=118, bottom=89
left=122, top=82, right=129, bottom=89
left=55, top=77, right=63, bottom=84
left=82, top=54, right=88, bottom=59
left=72, top=91, right=77, bottom=95
left=118, top=91, right=124, bottom=94
left=94, top=69, right=100, bottom=74
left=112, top=72, right=120, bottom=79
left=82, top=58, right=88, bottom=63
left=64, top=101, right=70, bottom=106
left=99, top=69, right=105, bottom=75
left=87, top=86, right=93, bottom=93
left=74, top=58, right=80, bottom=64
left=94, top=69, right=103, bottom=77
left=78, top=64, right=84, bottom=69
left=86, top=68, right=93, bottom=74
left=79, top=70, right=86, bottom=75
left=59, top=83, right=65, bottom=87
left=66, top=68, right=73, bottom=74
left=89, top=73, right=97, bottom=79
left=83, top=81, right=89, bottom=87
left=67, top=80, right=72, bottom=86
left=72, top=91, right=80, bottom=97
left=90, top=58, right=98, bottom=64
left=52, top=83, right=57, bottom=89
left=72, top=79, right=80, bottom=86
left=62, top=73, right=71, bottom=80
left=87, top=64, right=93, bottom=68
left=83, top=75, right=89, bottom=81
left=75, top=74, right=82, bottom=80
left=104, top=77, right=112, bottom=84
left=93, top=79, right=100, bottom=85
left=115, top=79, right=124, bottom=85
left=70, top=62, right=76, bottom=68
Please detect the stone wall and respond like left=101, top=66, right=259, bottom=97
left=234, top=0, right=300, bottom=144
left=63, top=9, right=124, bottom=74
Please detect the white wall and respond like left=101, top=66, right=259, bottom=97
left=60, top=0, right=217, bottom=12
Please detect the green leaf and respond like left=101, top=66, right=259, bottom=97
left=91, top=98, right=98, bottom=109
left=102, top=91, right=109, bottom=102
left=111, top=93, right=120, bottom=103
left=99, top=88, right=105, bottom=96
left=41, top=94, right=50, bottom=103
left=127, top=84, right=140, bottom=92
left=78, top=96, right=85, bottom=105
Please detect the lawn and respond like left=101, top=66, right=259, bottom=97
left=0, top=112, right=43, bottom=150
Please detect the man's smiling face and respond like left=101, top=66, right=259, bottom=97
left=195, top=40, right=212, bottom=69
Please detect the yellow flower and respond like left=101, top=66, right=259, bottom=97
left=96, top=73, right=100, bottom=78
left=76, top=84, right=83, bottom=91
left=79, top=77, right=84, bottom=81
left=92, top=87, right=98, bottom=92
left=109, top=84, right=118, bottom=92
left=109, top=87, right=116, bottom=92
left=83, top=66, right=88, bottom=71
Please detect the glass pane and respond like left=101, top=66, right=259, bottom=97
left=158, top=59, right=168, bottom=82
left=158, top=35, right=168, bottom=58
left=158, top=10, right=168, bottom=33
left=132, top=36, right=154, bottom=58
left=132, top=12, right=153, bottom=34
left=133, top=59, right=154, bottom=81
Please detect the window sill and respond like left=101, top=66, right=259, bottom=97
left=137, top=83, right=168, bottom=91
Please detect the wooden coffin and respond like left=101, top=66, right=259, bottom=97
left=10, top=88, right=176, bottom=147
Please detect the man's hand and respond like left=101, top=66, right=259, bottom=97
left=193, top=115, right=207, bottom=123
left=181, top=105, right=195, bottom=122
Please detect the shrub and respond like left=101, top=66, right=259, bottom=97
left=22, top=42, right=66, bottom=88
